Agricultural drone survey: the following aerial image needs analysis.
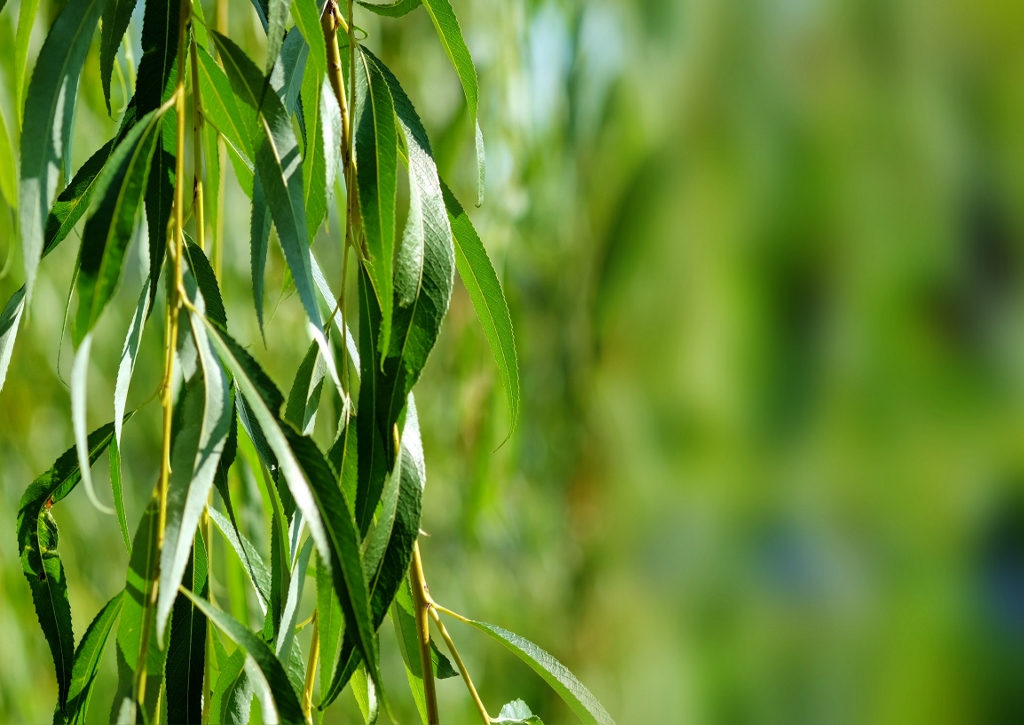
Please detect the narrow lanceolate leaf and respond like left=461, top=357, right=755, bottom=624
left=75, top=106, right=167, bottom=343
left=114, top=272, right=153, bottom=450
left=210, top=647, right=254, bottom=725
left=316, top=551, right=344, bottom=696
left=420, top=0, right=485, bottom=204
left=109, top=436, right=131, bottom=555
left=71, top=335, right=115, bottom=515
left=251, top=175, right=271, bottom=337
left=213, top=31, right=323, bottom=330
left=165, top=536, right=209, bottom=725
left=442, top=180, right=520, bottom=434
left=275, top=536, right=314, bottom=665
left=285, top=340, right=327, bottom=435
left=355, top=52, right=399, bottom=359
left=13, top=0, right=41, bottom=128
left=63, top=591, right=125, bottom=725
left=209, top=507, right=272, bottom=611
left=19, top=0, right=105, bottom=306
left=0, top=104, right=17, bottom=208
left=17, top=422, right=117, bottom=715
left=100, top=0, right=140, bottom=114
left=156, top=307, right=232, bottom=639
left=291, top=0, right=327, bottom=78
left=45, top=136, right=118, bottom=253
left=196, top=44, right=257, bottom=165
left=202, top=320, right=382, bottom=689
left=0, top=288, right=26, bottom=395
left=359, top=0, right=421, bottom=18
left=265, top=0, right=289, bottom=74
left=116, top=501, right=166, bottom=723
left=181, top=592, right=305, bottom=725
left=465, top=621, right=615, bottom=725
left=301, top=71, right=342, bottom=237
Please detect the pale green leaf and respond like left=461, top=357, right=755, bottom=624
left=64, top=591, right=125, bottom=725
left=358, top=0, right=421, bottom=18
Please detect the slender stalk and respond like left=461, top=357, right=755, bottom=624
left=213, top=0, right=227, bottom=276
left=430, top=608, right=491, bottom=725
left=323, top=1, right=351, bottom=171
left=190, top=37, right=205, bottom=251
left=411, top=542, right=440, bottom=724
left=136, top=0, right=191, bottom=705
left=303, top=612, right=320, bottom=722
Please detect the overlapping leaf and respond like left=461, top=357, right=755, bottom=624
left=165, top=536, right=209, bottom=725
left=63, top=591, right=124, bottom=725
left=100, top=0, right=140, bottom=114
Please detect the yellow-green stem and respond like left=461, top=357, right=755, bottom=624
left=190, top=37, right=204, bottom=250
left=303, top=611, right=320, bottom=722
left=411, top=542, right=439, bottom=724
left=430, top=607, right=491, bottom=725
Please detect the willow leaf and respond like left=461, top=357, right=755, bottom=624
left=74, top=106, right=167, bottom=342
left=209, top=507, right=271, bottom=612
left=19, top=0, right=105, bottom=306
left=64, top=591, right=125, bottom=725
left=182, top=592, right=305, bottom=725
left=100, top=0, right=139, bottom=115
left=465, top=621, right=615, bottom=725
left=291, top=0, right=327, bottom=77
left=156, top=307, right=232, bottom=640
left=355, top=51, right=398, bottom=359
left=0, top=104, right=16, bottom=207
left=210, top=646, right=254, bottom=725
left=266, top=0, right=289, bottom=73
left=196, top=44, right=257, bottom=164
left=109, top=436, right=131, bottom=555
left=213, top=31, right=322, bottom=331
left=442, top=180, right=520, bottom=434
left=45, top=137, right=117, bottom=253
left=202, top=319, right=381, bottom=688
left=302, top=71, right=341, bottom=236
left=165, top=536, right=209, bottom=725
left=71, top=334, right=115, bottom=515
left=114, top=255, right=152, bottom=460
left=316, top=551, right=344, bottom=697
left=0, top=287, right=26, bottom=395
left=13, top=0, right=41, bottom=128
left=495, top=700, right=544, bottom=724
left=276, top=535, right=314, bottom=665
left=17, top=422, right=117, bottom=715
left=420, top=0, right=484, bottom=204
left=285, top=340, right=327, bottom=435
left=358, top=0, right=421, bottom=18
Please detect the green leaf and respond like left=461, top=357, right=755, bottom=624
left=292, top=0, right=327, bottom=78
left=109, top=435, right=131, bottom=555
left=17, top=422, right=117, bottom=715
left=265, top=0, right=289, bottom=74
left=495, top=699, right=544, bottom=724
left=64, top=591, right=125, bottom=725
left=100, top=0, right=140, bottom=115
left=420, top=0, right=485, bottom=204
left=183, top=240, right=229, bottom=329
left=165, top=535, right=209, bottom=725
left=286, top=340, right=327, bottom=435
left=0, top=103, right=17, bottom=208
left=0, top=286, right=26, bottom=396
left=210, top=646, right=254, bottom=725
left=354, top=51, right=399, bottom=359
left=196, top=44, right=257, bottom=164
left=358, top=0, right=421, bottom=18
left=213, top=31, right=323, bottom=331
left=251, top=175, right=272, bottom=339
left=202, top=319, right=381, bottom=687
left=275, top=535, right=314, bottom=664
left=302, top=70, right=342, bottom=237
left=316, top=551, right=344, bottom=698
left=19, top=0, right=105, bottom=306
left=113, top=258, right=152, bottom=453
left=115, top=500, right=166, bottom=723
left=209, top=506, right=272, bottom=612
left=156, top=308, right=233, bottom=640
left=442, top=180, right=520, bottom=435
left=45, top=135, right=118, bottom=255
left=13, top=0, right=41, bottom=129
left=464, top=620, right=615, bottom=725
left=181, top=591, right=305, bottom=725
left=74, top=106, right=168, bottom=342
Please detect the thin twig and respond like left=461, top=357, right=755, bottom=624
left=411, top=542, right=440, bottom=724
left=430, top=607, right=491, bottom=725
left=303, top=611, right=320, bottom=722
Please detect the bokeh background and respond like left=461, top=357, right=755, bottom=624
left=4, top=0, right=1024, bottom=722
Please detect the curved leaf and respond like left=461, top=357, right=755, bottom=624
left=358, top=0, right=422, bottom=18
left=13, top=0, right=41, bottom=129
left=0, top=103, right=16, bottom=208
left=420, top=0, right=484, bottom=204
left=165, top=535, right=209, bottom=725
left=19, top=0, right=105, bottom=306
left=0, top=286, right=26, bottom=396
left=100, top=0, right=140, bottom=115
left=109, top=435, right=131, bottom=555
left=465, top=620, right=615, bottom=725
left=442, top=180, right=520, bottom=434
left=210, top=646, right=254, bottom=725
left=64, top=591, right=125, bottom=725
left=181, top=591, right=305, bottom=725
left=75, top=105, right=168, bottom=342
left=209, top=507, right=272, bottom=612
left=17, top=421, right=117, bottom=715
left=196, top=44, right=257, bottom=164
left=265, top=0, right=289, bottom=74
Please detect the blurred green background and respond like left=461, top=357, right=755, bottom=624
left=5, top=0, right=1024, bottom=722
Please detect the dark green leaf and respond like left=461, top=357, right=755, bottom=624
left=17, top=423, right=116, bottom=715
left=181, top=591, right=305, bottom=725
left=266, top=0, right=289, bottom=73
left=420, top=0, right=484, bottom=204
left=316, top=551, right=344, bottom=698
left=75, top=106, right=168, bottom=342
left=0, top=286, right=26, bottom=395
left=275, top=535, right=314, bottom=665
left=64, top=591, right=125, bottom=725
left=19, top=0, right=105, bottom=306
left=213, top=31, right=323, bottom=331
left=286, top=340, right=327, bottom=435
left=355, top=51, right=399, bottom=359
left=45, top=135, right=118, bottom=255
left=210, top=647, right=254, bottom=725
left=183, top=241, right=229, bottom=329
left=165, top=536, right=209, bottom=725
left=465, top=620, right=616, bottom=725
left=100, top=0, right=140, bottom=115
left=358, top=0, right=421, bottom=18
left=442, top=180, right=520, bottom=435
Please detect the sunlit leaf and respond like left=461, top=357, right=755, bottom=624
left=464, top=620, right=615, bottom=725
left=275, top=536, right=313, bottom=666
left=442, top=180, right=520, bottom=434
left=266, top=0, right=289, bottom=73
left=0, top=104, right=17, bottom=207
left=210, top=646, right=254, bottom=725
left=181, top=591, right=306, bottom=725
left=358, top=0, right=421, bottom=18
left=13, top=0, right=41, bottom=129
left=0, top=287, right=26, bottom=396
left=494, top=699, right=544, bottom=724
left=209, top=507, right=272, bottom=612
left=19, top=0, right=105, bottom=306
left=63, top=591, right=125, bottom=725
left=196, top=44, right=257, bottom=164
left=109, top=436, right=131, bottom=555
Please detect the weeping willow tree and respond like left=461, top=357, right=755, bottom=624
left=0, top=0, right=613, bottom=722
